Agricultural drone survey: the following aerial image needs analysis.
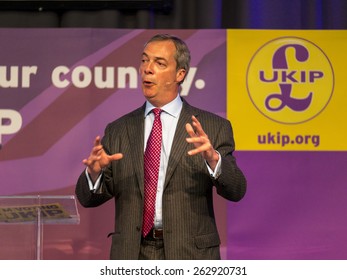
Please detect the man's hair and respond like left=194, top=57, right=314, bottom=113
left=145, top=34, right=191, bottom=84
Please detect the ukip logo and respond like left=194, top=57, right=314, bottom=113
left=246, top=37, right=334, bottom=124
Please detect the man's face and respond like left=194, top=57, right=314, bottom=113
left=139, top=40, right=185, bottom=107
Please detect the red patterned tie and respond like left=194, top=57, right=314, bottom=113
left=142, top=108, right=162, bottom=237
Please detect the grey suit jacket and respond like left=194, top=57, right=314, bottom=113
left=76, top=99, right=246, bottom=259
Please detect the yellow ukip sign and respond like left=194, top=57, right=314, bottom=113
left=227, top=29, right=346, bottom=151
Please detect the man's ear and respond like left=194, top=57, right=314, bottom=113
left=176, top=69, right=186, bottom=83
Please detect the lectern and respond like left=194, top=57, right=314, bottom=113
left=0, top=195, right=80, bottom=260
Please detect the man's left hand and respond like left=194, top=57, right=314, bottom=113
left=185, top=115, right=219, bottom=170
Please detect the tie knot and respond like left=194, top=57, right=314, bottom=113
left=152, top=108, right=162, bottom=118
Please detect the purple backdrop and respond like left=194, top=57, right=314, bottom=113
left=0, top=29, right=228, bottom=259
left=228, top=151, right=347, bottom=259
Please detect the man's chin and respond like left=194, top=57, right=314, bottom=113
left=143, top=90, right=156, bottom=99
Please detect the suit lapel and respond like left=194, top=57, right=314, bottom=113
left=126, top=104, right=146, bottom=197
left=163, top=100, right=197, bottom=189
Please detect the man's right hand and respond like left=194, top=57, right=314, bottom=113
left=82, top=136, right=123, bottom=182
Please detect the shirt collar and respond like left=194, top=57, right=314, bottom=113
left=145, top=95, right=183, bottom=118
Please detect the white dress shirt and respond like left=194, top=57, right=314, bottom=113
left=144, top=95, right=182, bottom=228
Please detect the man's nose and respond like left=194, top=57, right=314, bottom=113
left=144, top=62, right=154, bottom=74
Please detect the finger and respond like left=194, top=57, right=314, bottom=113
left=188, top=149, right=200, bottom=156
left=187, top=144, right=209, bottom=155
left=82, top=136, right=103, bottom=168
left=82, top=154, right=101, bottom=166
left=82, top=158, right=95, bottom=167
left=185, top=123, right=196, bottom=138
left=191, top=115, right=200, bottom=124
left=191, top=116, right=207, bottom=137
left=109, top=153, right=124, bottom=161
left=186, top=136, right=205, bottom=144
left=91, top=144, right=103, bottom=155
left=93, top=136, right=101, bottom=147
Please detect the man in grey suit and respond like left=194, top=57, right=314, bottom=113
left=76, top=34, right=246, bottom=260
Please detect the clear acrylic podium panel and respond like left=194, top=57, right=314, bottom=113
left=0, top=195, right=80, bottom=260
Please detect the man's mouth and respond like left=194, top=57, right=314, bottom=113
left=143, top=80, right=155, bottom=86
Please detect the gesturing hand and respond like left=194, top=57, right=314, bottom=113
left=82, top=136, right=123, bottom=182
left=185, top=115, right=219, bottom=170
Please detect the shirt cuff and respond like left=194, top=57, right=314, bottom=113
left=205, top=150, right=222, bottom=179
left=85, top=168, right=103, bottom=192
